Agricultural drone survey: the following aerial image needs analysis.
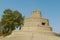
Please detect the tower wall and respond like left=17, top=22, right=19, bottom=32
left=24, top=18, right=49, bottom=27
left=31, top=10, right=42, bottom=18
left=22, top=10, right=52, bottom=32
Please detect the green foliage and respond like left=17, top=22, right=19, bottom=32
left=0, top=9, right=24, bottom=36
left=55, top=33, right=60, bottom=37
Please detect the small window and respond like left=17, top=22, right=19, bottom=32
left=42, top=22, right=45, bottom=25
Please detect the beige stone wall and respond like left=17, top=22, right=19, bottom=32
left=31, top=10, right=42, bottom=18
left=22, top=10, right=52, bottom=32
left=24, top=18, right=49, bottom=27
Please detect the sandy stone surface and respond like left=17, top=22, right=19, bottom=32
left=0, top=30, right=60, bottom=40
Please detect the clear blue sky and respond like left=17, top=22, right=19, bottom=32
left=0, top=0, right=60, bottom=33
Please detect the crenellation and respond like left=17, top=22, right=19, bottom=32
left=31, top=10, right=42, bottom=18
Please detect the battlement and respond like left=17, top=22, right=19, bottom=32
left=31, top=10, right=42, bottom=18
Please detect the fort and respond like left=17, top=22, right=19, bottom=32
left=21, top=10, right=53, bottom=35
left=0, top=10, right=60, bottom=40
